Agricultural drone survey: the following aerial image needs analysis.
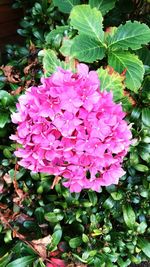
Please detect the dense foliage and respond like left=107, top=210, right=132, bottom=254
left=0, top=0, right=150, bottom=266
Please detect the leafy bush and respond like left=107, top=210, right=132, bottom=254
left=0, top=0, right=150, bottom=266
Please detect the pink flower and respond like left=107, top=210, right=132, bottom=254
left=11, top=64, right=132, bottom=192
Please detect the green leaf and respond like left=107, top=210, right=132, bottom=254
left=0, top=90, right=13, bottom=106
left=103, top=197, right=115, bottom=209
left=53, top=0, right=80, bottom=13
left=7, top=256, right=36, bottom=267
left=108, top=21, right=150, bottom=50
left=51, top=229, right=62, bottom=249
left=70, top=5, right=104, bottom=45
left=97, top=66, right=124, bottom=101
left=71, top=35, right=105, bottom=62
left=89, top=0, right=116, bottom=15
left=142, top=108, right=150, bottom=127
left=44, top=212, right=64, bottom=223
left=46, top=26, right=69, bottom=44
left=0, top=112, right=9, bottom=128
left=130, top=107, right=141, bottom=121
left=0, top=253, right=11, bottom=267
left=69, top=237, right=82, bottom=248
left=35, top=207, right=45, bottom=224
left=108, top=51, right=144, bottom=91
left=82, top=233, right=89, bottom=243
left=122, top=204, right=136, bottom=229
left=42, top=49, right=64, bottom=76
left=111, top=191, right=123, bottom=201
left=60, top=38, right=73, bottom=57
left=134, top=164, right=149, bottom=172
left=88, top=191, right=98, bottom=206
left=136, top=46, right=150, bottom=66
left=138, top=237, right=150, bottom=258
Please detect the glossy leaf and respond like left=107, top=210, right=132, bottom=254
left=69, top=237, right=82, bottom=248
left=0, top=112, right=9, bottom=128
left=46, top=26, right=69, bottom=43
left=142, top=108, right=150, bottom=127
left=7, top=256, right=36, bottom=267
left=44, top=212, right=64, bottom=223
left=88, top=191, right=98, bottom=206
left=122, top=204, right=136, bottom=229
left=51, top=229, right=62, bottom=248
left=138, top=237, right=150, bottom=258
left=0, top=253, right=11, bottom=267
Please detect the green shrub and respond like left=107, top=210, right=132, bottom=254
left=0, top=1, right=150, bottom=266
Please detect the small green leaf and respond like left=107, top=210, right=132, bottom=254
left=89, top=0, right=116, bottom=15
left=138, top=237, right=150, bottom=258
left=0, top=112, right=9, bottom=128
left=103, top=197, right=115, bottom=209
left=46, top=26, right=69, bottom=44
left=108, top=21, right=150, bottom=50
left=7, top=256, right=36, bottom=267
left=130, top=107, right=141, bottom=121
left=88, top=191, right=98, bottom=206
left=122, top=204, right=136, bottom=229
left=53, top=0, right=80, bottom=13
left=51, top=229, right=62, bottom=248
left=71, top=35, right=105, bottom=62
left=108, top=51, right=144, bottom=91
left=69, top=237, right=82, bottom=248
left=82, top=233, right=89, bottom=243
left=35, top=207, right=45, bottom=224
left=134, top=164, right=149, bottom=172
left=44, top=212, right=64, bottom=223
left=142, top=108, right=150, bottom=127
left=70, top=5, right=104, bottom=44
left=111, top=191, right=123, bottom=200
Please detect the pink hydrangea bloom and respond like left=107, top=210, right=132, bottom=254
left=10, top=64, right=132, bottom=192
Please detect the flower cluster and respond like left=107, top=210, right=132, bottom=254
left=11, top=64, right=132, bottom=192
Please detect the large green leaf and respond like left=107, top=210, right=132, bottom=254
left=122, top=204, right=136, bottom=229
left=70, top=5, right=104, bottom=45
left=89, top=0, right=116, bottom=15
left=138, top=237, right=150, bottom=258
left=108, top=21, right=150, bottom=50
left=71, top=35, right=105, bottom=62
left=7, top=256, right=36, bottom=267
left=108, top=51, right=144, bottom=92
left=42, top=49, right=64, bottom=76
left=97, top=66, right=124, bottom=101
left=53, top=0, right=80, bottom=13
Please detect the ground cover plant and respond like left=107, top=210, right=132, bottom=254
left=0, top=0, right=150, bottom=266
